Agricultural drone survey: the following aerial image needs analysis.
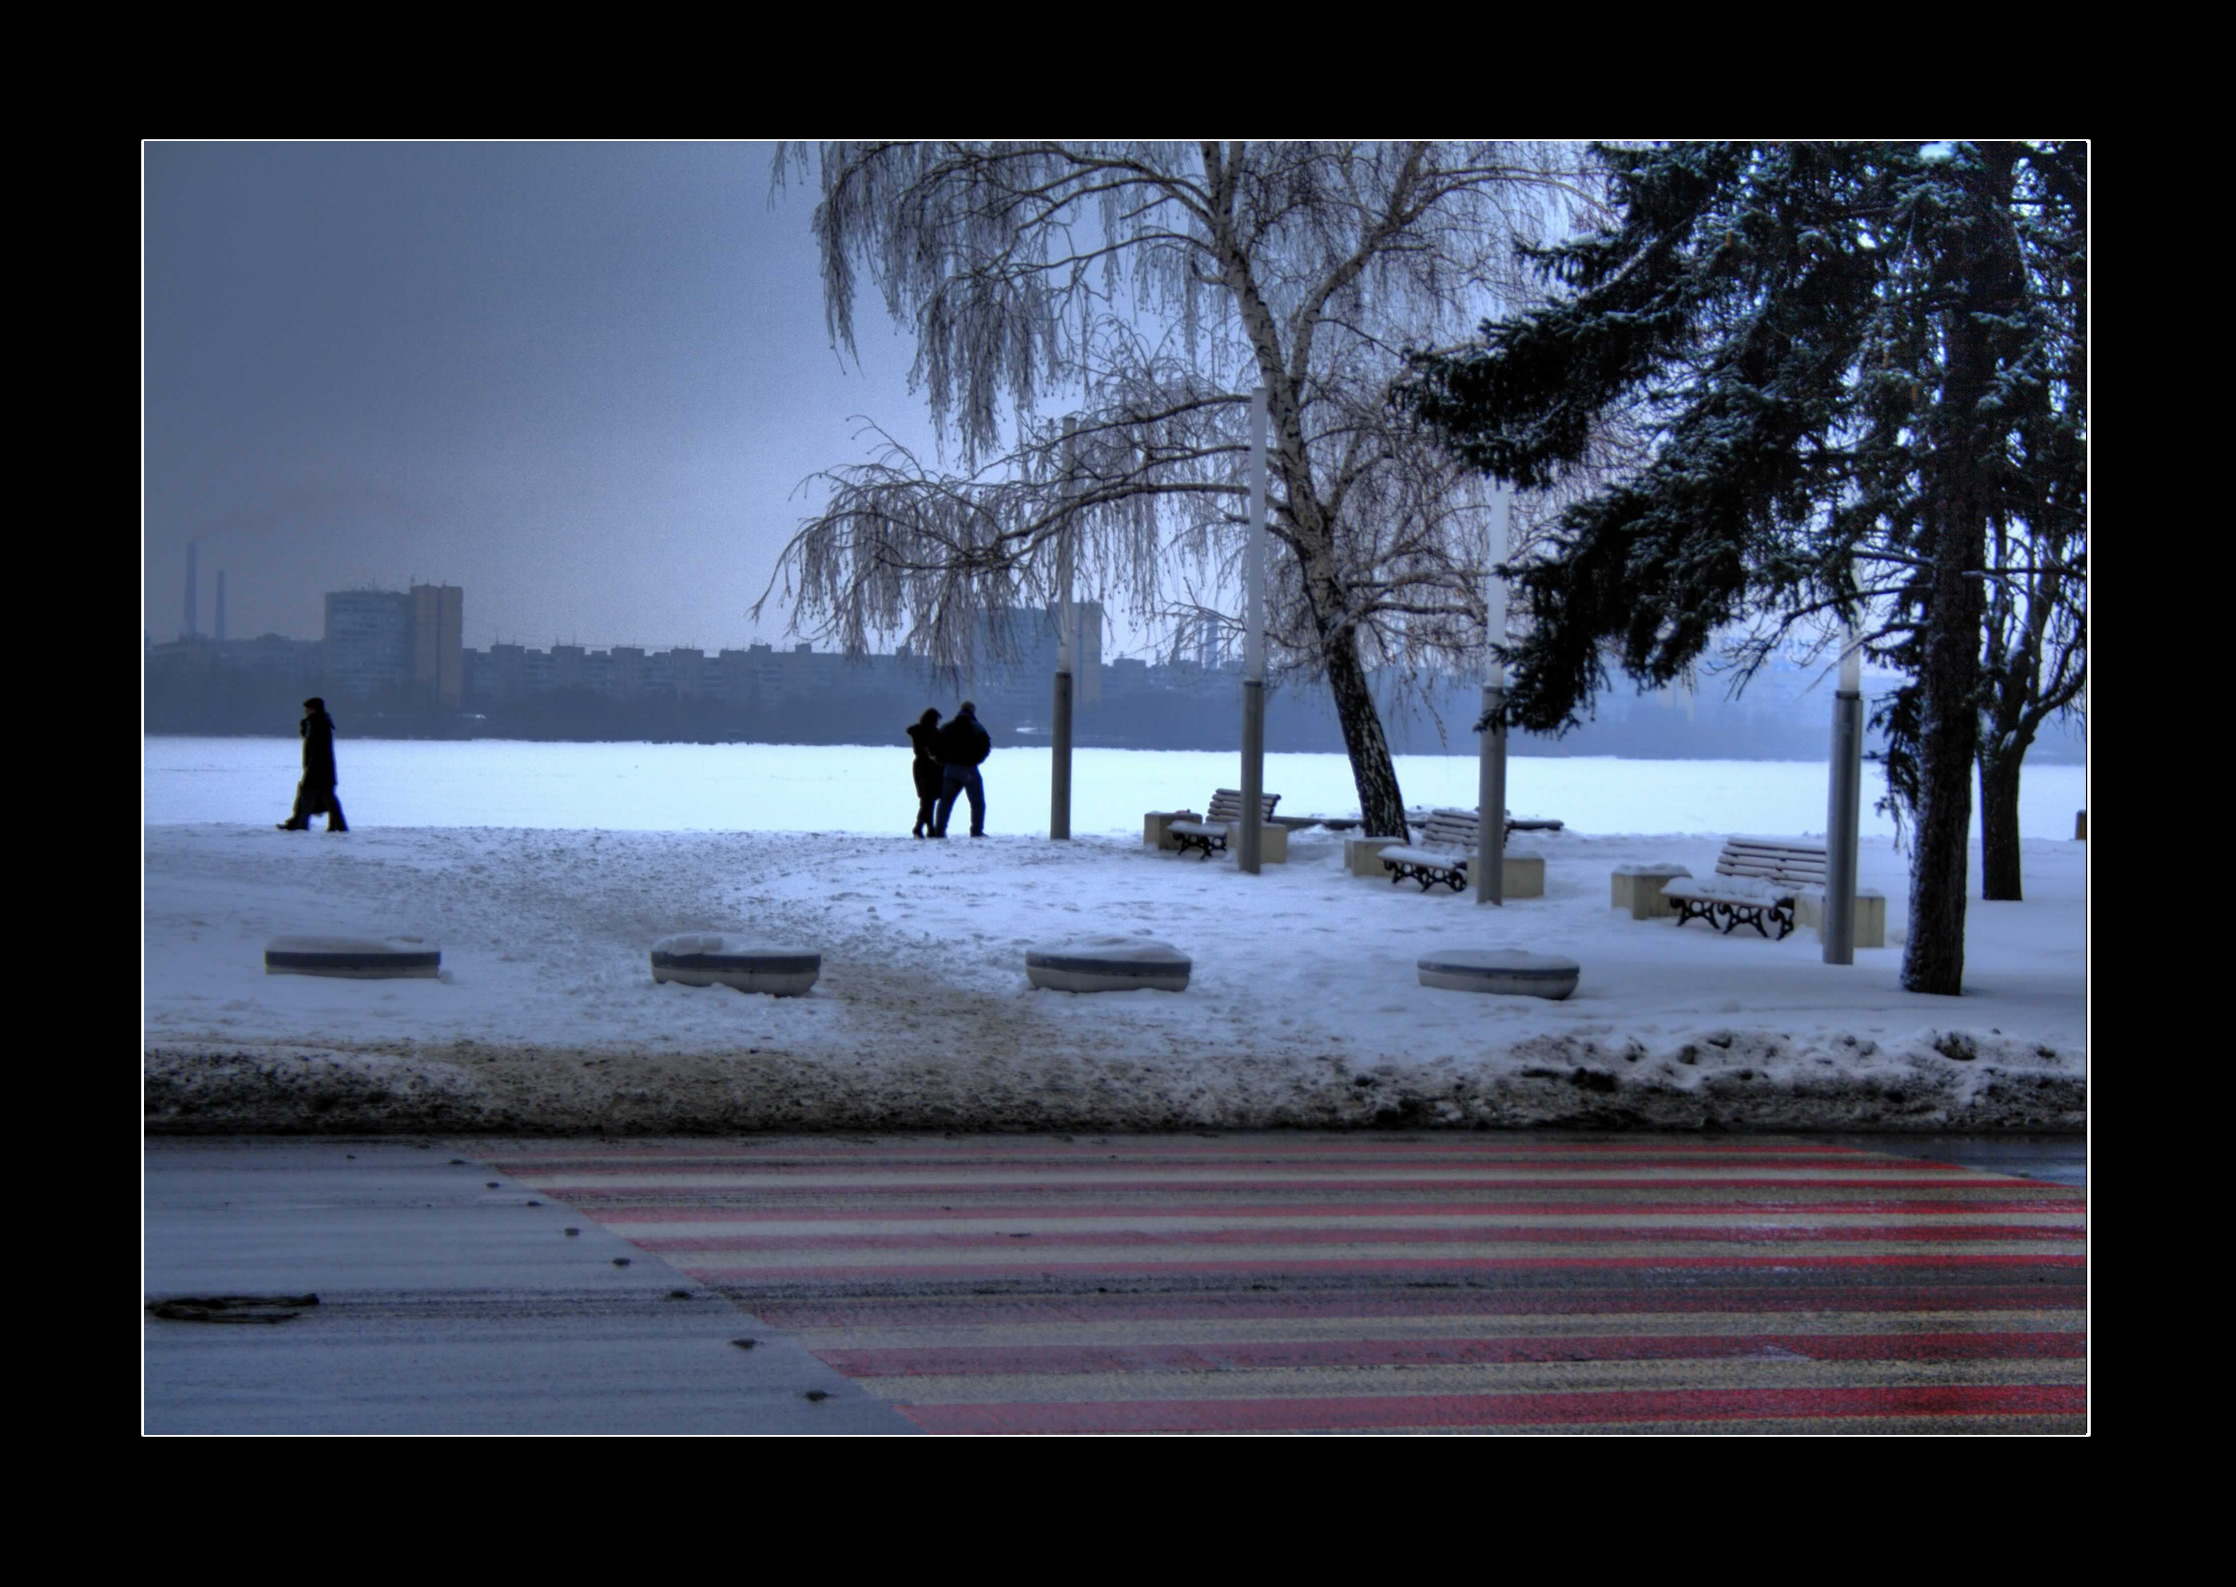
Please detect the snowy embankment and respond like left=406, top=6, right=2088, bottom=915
left=144, top=818, right=2087, bottom=1134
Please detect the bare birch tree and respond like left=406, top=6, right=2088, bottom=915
left=758, top=141, right=1594, bottom=838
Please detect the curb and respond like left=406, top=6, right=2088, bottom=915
left=145, top=1036, right=2087, bottom=1136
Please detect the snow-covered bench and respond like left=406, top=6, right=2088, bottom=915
left=1167, top=789, right=1281, bottom=860
left=1380, top=809, right=1482, bottom=892
left=1663, top=838, right=1828, bottom=940
left=1380, top=809, right=1559, bottom=895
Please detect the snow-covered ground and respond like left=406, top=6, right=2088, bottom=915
left=143, top=739, right=2088, bottom=1133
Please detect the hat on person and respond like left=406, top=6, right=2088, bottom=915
left=959, top=700, right=977, bottom=717
left=303, top=697, right=325, bottom=711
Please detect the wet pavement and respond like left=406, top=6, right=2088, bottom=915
left=143, top=1139, right=914, bottom=1434
left=148, top=1132, right=2086, bottom=1434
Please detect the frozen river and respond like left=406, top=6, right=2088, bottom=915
left=143, top=736, right=2087, bottom=841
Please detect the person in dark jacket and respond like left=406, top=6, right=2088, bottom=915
left=931, top=700, right=993, bottom=837
left=907, top=707, right=944, bottom=837
left=278, top=697, right=348, bottom=832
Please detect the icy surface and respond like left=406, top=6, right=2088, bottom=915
left=144, top=737, right=2088, bottom=844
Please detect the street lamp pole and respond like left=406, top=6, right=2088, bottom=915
left=1823, top=623, right=1864, bottom=964
left=1238, top=386, right=1268, bottom=875
left=1476, top=486, right=1510, bottom=906
left=1050, top=417, right=1076, bottom=841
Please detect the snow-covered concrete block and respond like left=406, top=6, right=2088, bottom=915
left=1026, top=936, right=1191, bottom=993
left=1497, top=854, right=1546, bottom=899
left=1143, top=810, right=1200, bottom=851
left=1249, top=821, right=1289, bottom=864
left=264, top=935, right=441, bottom=979
left=1794, top=889, right=1887, bottom=949
left=1612, top=864, right=1691, bottom=919
left=650, top=933, right=820, bottom=995
left=1347, top=836, right=1403, bottom=877
left=1416, top=948, right=1579, bottom=1000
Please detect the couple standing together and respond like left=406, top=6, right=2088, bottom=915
left=908, top=701, right=992, bottom=838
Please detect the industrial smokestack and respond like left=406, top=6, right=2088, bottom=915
left=184, top=543, right=198, bottom=639
left=215, top=571, right=227, bottom=643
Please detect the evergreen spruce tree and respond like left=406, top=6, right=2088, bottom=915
left=1402, top=141, right=2085, bottom=996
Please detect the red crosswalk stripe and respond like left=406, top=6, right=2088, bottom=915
left=485, top=1135, right=2086, bottom=1435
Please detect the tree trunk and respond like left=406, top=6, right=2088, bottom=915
left=1900, top=146, right=2019, bottom=997
left=1903, top=501, right=1983, bottom=996
left=1318, top=619, right=1409, bottom=841
left=1978, top=738, right=2027, bottom=902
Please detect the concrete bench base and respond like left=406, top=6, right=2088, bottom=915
left=650, top=934, right=821, bottom=995
left=1026, top=937, right=1191, bottom=993
left=1492, top=854, right=1545, bottom=899
left=265, top=936, right=441, bottom=979
left=1794, top=889, right=1888, bottom=949
left=1346, top=836, right=1403, bottom=877
left=1144, top=810, right=1201, bottom=851
left=1417, top=949, right=1579, bottom=1000
left=1612, top=864, right=1692, bottom=919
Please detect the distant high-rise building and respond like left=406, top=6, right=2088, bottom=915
left=324, top=589, right=414, bottom=698
left=411, top=584, right=464, bottom=709
left=962, top=602, right=1105, bottom=697
left=608, top=646, right=646, bottom=699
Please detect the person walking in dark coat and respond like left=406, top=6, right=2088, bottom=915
left=907, top=707, right=944, bottom=837
left=931, top=699, right=993, bottom=837
left=278, top=697, right=348, bottom=832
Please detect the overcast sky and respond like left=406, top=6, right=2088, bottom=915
left=144, top=141, right=955, bottom=654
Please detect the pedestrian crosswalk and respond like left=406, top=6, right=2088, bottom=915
left=483, top=1136, right=2086, bottom=1434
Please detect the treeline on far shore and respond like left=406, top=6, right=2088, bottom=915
left=145, top=667, right=2084, bottom=763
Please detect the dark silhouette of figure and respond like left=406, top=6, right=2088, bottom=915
left=907, top=707, right=944, bottom=837
left=279, top=697, right=348, bottom=832
left=932, top=700, right=993, bottom=837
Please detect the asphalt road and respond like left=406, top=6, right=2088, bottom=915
left=146, top=1133, right=2085, bottom=1434
left=143, top=1139, right=914, bottom=1433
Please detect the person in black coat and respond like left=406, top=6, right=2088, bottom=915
left=931, top=699, right=993, bottom=837
left=907, top=707, right=944, bottom=837
left=278, top=697, right=348, bottom=832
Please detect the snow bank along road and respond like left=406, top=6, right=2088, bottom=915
left=476, top=1133, right=2087, bottom=1434
left=143, top=825, right=2086, bottom=1134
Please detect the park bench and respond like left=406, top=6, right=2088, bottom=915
left=1374, top=808, right=1565, bottom=893
left=1379, top=808, right=1483, bottom=892
left=1167, top=789, right=1282, bottom=860
left=1662, top=837, right=1828, bottom=940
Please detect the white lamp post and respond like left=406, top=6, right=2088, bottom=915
left=1238, top=387, right=1268, bottom=874
left=1050, top=417, right=1076, bottom=841
left=1476, top=486, right=1511, bottom=905
left=1823, top=621, right=1865, bottom=963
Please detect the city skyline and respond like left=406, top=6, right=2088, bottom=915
left=144, top=143, right=960, bottom=658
